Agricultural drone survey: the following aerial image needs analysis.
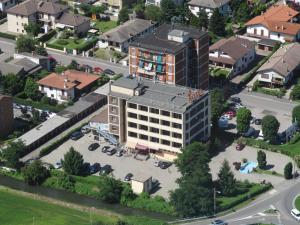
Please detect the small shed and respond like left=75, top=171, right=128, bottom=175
left=131, top=173, right=152, bottom=194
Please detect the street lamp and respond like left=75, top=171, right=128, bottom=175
left=213, top=188, right=221, bottom=216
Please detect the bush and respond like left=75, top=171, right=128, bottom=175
left=14, top=97, right=65, bottom=112
left=0, top=32, right=16, bottom=40
left=22, top=160, right=50, bottom=185
left=38, top=29, right=57, bottom=43
left=290, top=85, right=300, bottom=100
left=257, top=150, right=267, bottom=169
left=98, top=175, right=123, bottom=203
left=62, top=147, right=85, bottom=176
left=77, top=38, right=98, bottom=52
left=284, top=162, right=293, bottom=180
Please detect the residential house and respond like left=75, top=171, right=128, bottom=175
left=98, top=19, right=158, bottom=53
left=188, top=0, right=231, bottom=18
left=97, top=0, right=137, bottom=17
left=37, top=70, right=99, bottom=102
left=55, top=13, right=90, bottom=35
left=129, top=24, right=209, bottom=90
left=0, top=95, right=14, bottom=138
left=145, top=0, right=182, bottom=7
left=0, top=0, right=16, bottom=12
left=246, top=4, right=300, bottom=43
left=209, top=36, right=256, bottom=76
left=0, top=57, right=42, bottom=76
left=257, top=43, right=300, bottom=86
left=107, top=76, right=210, bottom=160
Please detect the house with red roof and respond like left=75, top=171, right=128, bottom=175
left=37, top=70, right=99, bottom=103
left=246, top=4, right=300, bottom=43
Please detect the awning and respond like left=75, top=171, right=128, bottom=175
left=135, top=143, right=149, bottom=151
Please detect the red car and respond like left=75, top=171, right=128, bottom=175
left=225, top=111, right=236, bottom=117
left=236, top=143, right=245, bottom=151
left=94, top=67, right=103, bottom=74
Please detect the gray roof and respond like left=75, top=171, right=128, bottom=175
left=110, top=76, right=208, bottom=113
left=7, top=0, right=37, bottom=15
left=257, top=43, right=300, bottom=77
left=99, top=19, right=157, bottom=43
left=12, top=58, right=41, bottom=72
left=188, top=0, right=230, bottom=8
left=0, top=62, right=24, bottom=75
left=130, top=24, right=207, bottom=54
left=131, top=172, right=152, bottom=182
left=37, top=1, right=68, bottom=15
left=57, top=13, right=90, bottom=27
left=258, top=38, right=279, bottom=47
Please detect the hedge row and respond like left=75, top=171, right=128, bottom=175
left=38, top=30, right=57, bottom=43
left=46, top=42, right=64, bottom=51
left=0, top=32, right=16, bottom=40
left=77, top=38, right=98, bottom=52
left=14, top=97, right=65, bottom=112
left=39, top=123, right=87, bottom=157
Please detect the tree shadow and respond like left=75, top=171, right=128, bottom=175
left=265, top=164, right=274, bottom=170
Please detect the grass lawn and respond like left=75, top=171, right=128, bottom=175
left=254, top=168, right=283, bottom=177
left=93, top=20, right=117, bottom=33
left=210, top=67, right=231, bottom=78
left=0, top=187, right=166, bottom=225
left=52, top=38, right=85, bottom=49
left=94, top=48, right=126, bottom=61
left=295, top=195, right=300, bottom=211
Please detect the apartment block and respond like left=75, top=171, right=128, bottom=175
left=129, top=24, right=209, bottom=90
left=0, top=95, right=14, bottom=138
left=108, top=76, right=210, bottom=160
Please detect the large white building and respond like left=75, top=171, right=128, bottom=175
left=188, top=0, right=231, bottom=18
left=107, top=76, right=211, bottom=160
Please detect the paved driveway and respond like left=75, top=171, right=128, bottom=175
left=41, top=133, right=180, bottom=198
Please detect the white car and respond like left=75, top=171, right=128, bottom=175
left=291, top=208, right=300, bottom=221
left=221, top=114, right=231, bottom=120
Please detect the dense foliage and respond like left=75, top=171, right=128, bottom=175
left=261, top=115, right=280, bottom=142
left=236, top=108, right=252, bottom=134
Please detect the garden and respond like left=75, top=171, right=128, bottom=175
left=92, top=20, right=118, bottom=33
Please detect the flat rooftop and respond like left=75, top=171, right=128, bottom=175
left=110, top=76, right=208, bottom=113
left=130, top=24, right=207, bottom=54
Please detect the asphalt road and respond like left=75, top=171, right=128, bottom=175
left=0, top=37, right=128, bottom=75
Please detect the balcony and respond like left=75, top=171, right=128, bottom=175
left=138, top=52, right=166, bottom=64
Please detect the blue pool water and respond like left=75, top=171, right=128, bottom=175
left=239, top=161, right=258, bottom=174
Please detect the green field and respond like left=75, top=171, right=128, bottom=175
left=0, top=188, right=166, bottom=225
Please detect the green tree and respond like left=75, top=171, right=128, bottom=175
left=24, top=77, right=40, bottom=100
left=0, top=73, right=25, bottom=95
left=257, top=150, right=267, bottom=169
left=209, top=9, right=226, bottom=37
left=2, top=141, right=25, bottom=169
left=190, top=14, right=200, bottom=27
left=144, top=5, right=162, bottom=21
left=22, top=160, right=49, bottom=185
left=120, top=184, right=136, bottom=204
left=291, top=85, right=300, bottom=100
left=217, top=160, right=236, bottom=196
left=24, top=22, right=41, bottom=37
left=160, top=0, right=176, bottom=22
left=292, top=105, right=300, bottom=126
left=210, top=88, right=225, bottom=128
left=16, top=35, right=36, bottom=53
left=62, top=147, right=84, bottom=175
left=31, top=109, right=41, bottom=125
left=98, top=176, right=124, bottom=203
left=236, top=107, right=252, bottom=134
left=284, top=162, right=293, bottom=180
left=234, top=2, right=250, bottom=23
left=68, top=60, right=79, bottom=70
left=198, top=9, right=208, bottom=29
left=261, top=115, right=280, bottom=142
left=133, top=0, right=145, bottom=19
left=118, top=7, right=129, bottom=25
left=80, top=3, right=92, bottom=16
left=35, top=45, right=48, bottom=56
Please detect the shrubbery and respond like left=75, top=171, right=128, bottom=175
left=22, top=160, right=50, bottom=185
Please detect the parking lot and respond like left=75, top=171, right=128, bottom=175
left=41, top=132, right=180, bottom=198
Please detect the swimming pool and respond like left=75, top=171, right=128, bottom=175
left=239, top=161, right=258, bottom=174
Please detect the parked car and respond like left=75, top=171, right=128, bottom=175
left=103, top=69, right=115, bottom=76
left=243, top=127, right=256, bottom=138
left=159, top=161, right=172, bottom=169
left=222, top=114, right=232, bottom=120
left=115, top=150, right=123, bottom=157
left=100, top=165, right=112, bottom=175
left=255, top=118, right=262, bottom=125
left=154, top=161, right=161, bottom=167
left=54, top=161, right=62, bottom=169
left=107, top=148, right=117, bottom=156
left=250, top=116, right=256, bottom=124
left=230, top=96, right=241, bottom=103
left=124, top=173, right=133, bottom=181
left=257, top=130, right=264, bottom=140
left=90, top=163, right=101, bottom=174
left=235, top=103, right=244, bottom=110
left=88, top=143, right=100, bottom=151
left=81, top=125, right=91, bottom=134
left=152, top=179, right=159, bottom=189
left=291, top=208, right=300, bottom=221
left=211, top=220, right=227, bottom=225
left=236, top=143, right=245, bottom=151
left=70, top=131, right=83, bottom=140
left=225, top=111, right=236, bottom=117
left=101, top=146, right=110, bottom=153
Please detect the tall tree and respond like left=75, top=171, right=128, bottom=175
left=292, top=105, right=300, bottom=126
left=144, top=5, right=162, bottom=21
left=209, top=9, right=226, bottom=37
left=62, top=147, right=84, bottom=175
left=98, top=176, right=124, bottom=203
left=198, top=9, right=208, bottom=29
left=0, top=73, right=25, bottom=95
left=261, top=115, right=280, bottom=142
left=284, top=162, right=293, bottom=180
left=2, top=141, right=25, bottom=169
left=22, top=160, right=49, bottom=185
left=217, top=160, right=236, bottom=196
left=24, top=77, right=40, bottom=101
left=35, top=45, right=48, bottom=56
left=16, top=35, right=36, bottom=53
left=118, top=7, right=129, bottom=25
left=133, top=0, right=145, bottom=19
left=257, top=150, right=267, bottom=169
left=210, top=88, right=225, bottom=129
left=236, top=107, right=252, bottom=134
left=24, top=22, right=41, bottom=37
left=160, top=0, right=176, bottom=22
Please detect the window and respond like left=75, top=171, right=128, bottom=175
left=150, top=107, right=159, bottom=114
left=161, top=130, right=170, bottom=136
left=172, top=122, right=182, bottom=129
left=139, top=115, right=148, bottom=121
left=150, top=137, right=159, bottom=143
left=128, top=122, right=137, bottom=128
left=150, top=127, right=159, bottom=133
left=139, top=125, right=148, bottom=131
left=111, top=106, right=117, bottom=114
left=131, top=47, right=136, bottom=56
left=111, top=125, right=118, bottom=131
left=161, top=139, right=170, bottom=146
left=185, top=113, right=189, bottom=120
left=128, top=112, right=137, bottom=119
left=161, top=120, right=170, bottom=126
left=173, top=113, right=182, bottom=119
left=111, top=97, right=118, bottom=104
left=161, top=110, right=170, bottom=117
left=173, top=132, right=182, bottom=139
left=172, top=142, right=182, bottom=148
left=140, top=134, right=148, bottom=140
left=139, top=105, right=148, bottom=112
left=128, top=131, right=137, bottom=137
left=150, top=117, right=159, bottom=123
left=128, top=103, right=137, bottom=109
left=111, top=116, right=118, bottom=123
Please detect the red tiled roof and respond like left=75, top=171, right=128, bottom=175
left=37, top=70, right=99, bottom=90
